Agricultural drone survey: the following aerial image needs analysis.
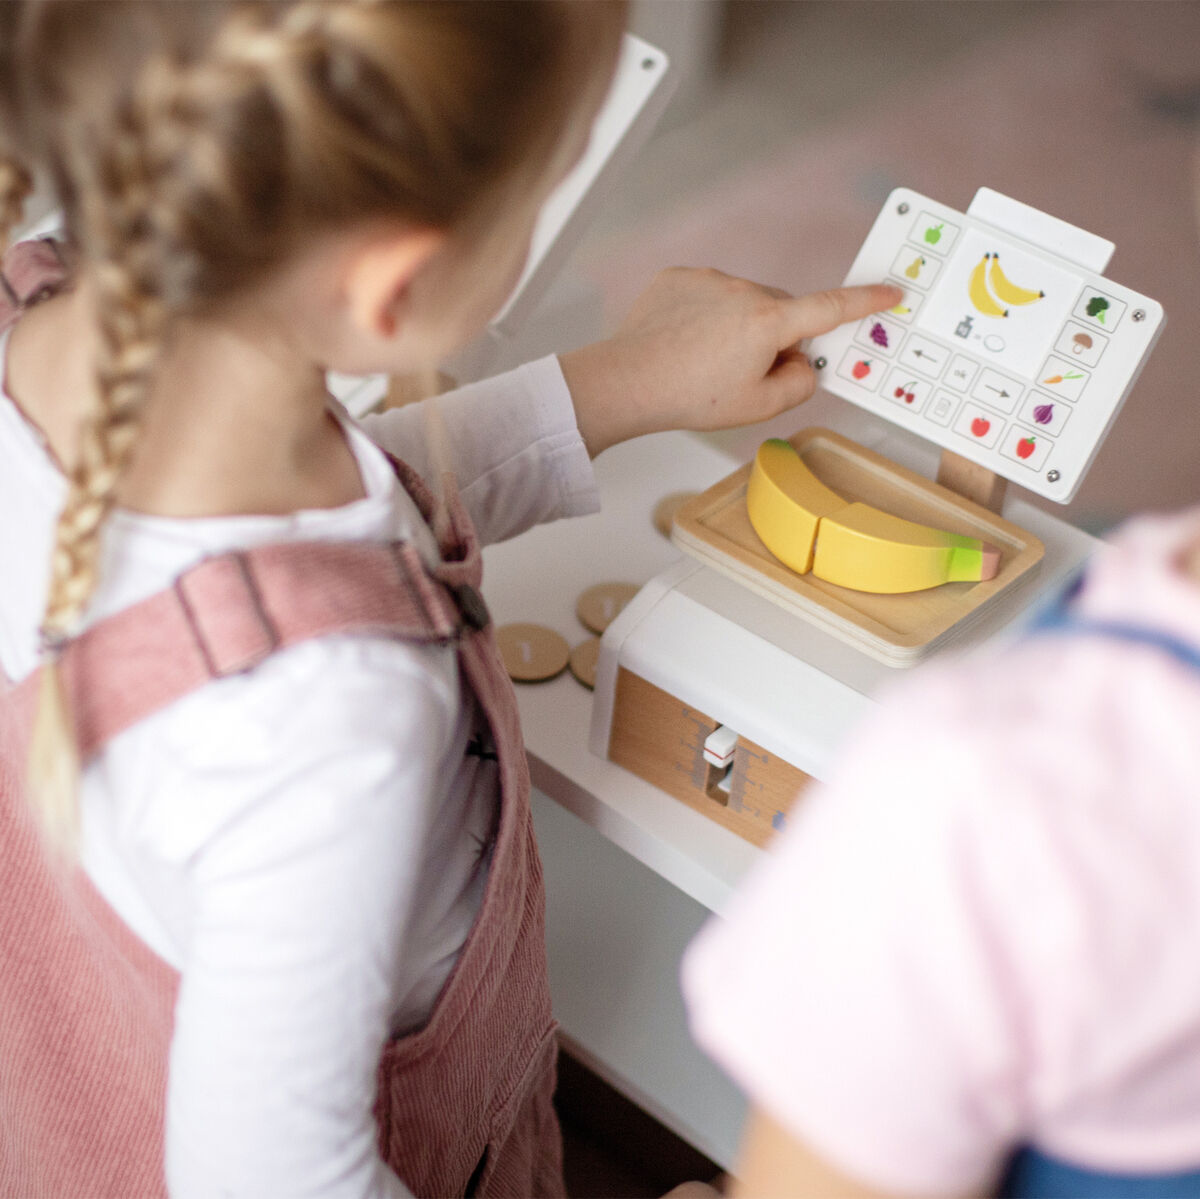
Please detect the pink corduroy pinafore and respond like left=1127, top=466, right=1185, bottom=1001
left=0, top=241, right=564, bottom=1199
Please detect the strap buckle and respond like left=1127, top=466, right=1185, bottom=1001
left=174, top=553, right=281, bottom=678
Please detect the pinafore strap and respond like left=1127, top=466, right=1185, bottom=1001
left=9, top=537, right=484, bottom=763
left=1029, top=571, right=1200, bottom=673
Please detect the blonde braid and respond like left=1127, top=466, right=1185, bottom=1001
left=29, top=65, right=174, bottom=851
left=26, top=9, right=359, bottom=846
left=0, top=152, right=84, bottom=854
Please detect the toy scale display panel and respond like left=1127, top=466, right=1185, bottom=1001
left=808, top=187, right=1164, bottom=502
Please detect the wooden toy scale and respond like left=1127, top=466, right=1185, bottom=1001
left=592, top=187, right=1165, bottom=845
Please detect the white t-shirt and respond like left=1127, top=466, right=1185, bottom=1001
left=0, top=331, right=600, bottom=1199
left=683, top=509, right=1200, bottom=1196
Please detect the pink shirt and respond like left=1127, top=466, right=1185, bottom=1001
left=683, top=507, right=1200, bottom=1196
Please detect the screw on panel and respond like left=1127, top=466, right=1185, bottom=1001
left=642, top=58, right=656, bottom=70
left=813, top=356, right=827, bottom=370
left=897, top=203, right=910, bottom=215
left=1047, top=469, right=1061, bottom=482
left=1132, top=309, right=1146, bottom=322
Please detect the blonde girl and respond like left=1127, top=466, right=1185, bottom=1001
left=0, top=2, right=898, bottom=1196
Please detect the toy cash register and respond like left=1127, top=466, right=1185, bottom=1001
left=590, top=187, right=1165, bottom=846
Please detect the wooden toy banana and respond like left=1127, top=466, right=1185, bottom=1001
left=744, top=438, right=846, bottom=574
left=746, top=439, right=1000, bottom=594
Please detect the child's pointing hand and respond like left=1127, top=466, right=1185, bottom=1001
left=560, top=268, right=902, bottom=457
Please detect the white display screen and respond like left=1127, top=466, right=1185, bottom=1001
left=918, top=228, right=1081, bottom=378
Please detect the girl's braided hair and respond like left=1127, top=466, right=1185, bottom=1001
left=0, top=0, right=624, bottom=847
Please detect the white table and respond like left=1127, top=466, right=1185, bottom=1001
left=480, top=398, right=1098, bottom=1168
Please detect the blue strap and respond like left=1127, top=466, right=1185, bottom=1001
left=1002, top=1147, right=1200, bottom=1198
left=1028, top=572, right=1200, bottom=673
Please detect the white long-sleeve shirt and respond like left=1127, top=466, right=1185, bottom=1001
left=0, top=338, right=599, bottom=1198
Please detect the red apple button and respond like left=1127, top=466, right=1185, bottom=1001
left=954, top=404, right=1002, bottom=448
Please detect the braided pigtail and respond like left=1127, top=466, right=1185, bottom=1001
left=29, top=74, right=173, bottom=853
left=28, top=280, right=165, bottom=852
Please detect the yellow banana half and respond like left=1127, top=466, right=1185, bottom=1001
left=746, top=439, right=1000, bottom=593
left=987, top=253, right=1044, bottom=306
left=812, top=503, right=1001, bottom=593
left=746, top=438, right=846, bottom=573
left=968, top=254, right=1008, bottom=318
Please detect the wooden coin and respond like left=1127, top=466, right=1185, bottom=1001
left=569, top=637, right=602, bottom=690
left=653, top=491, right=700, bottom=538
left=575, top=582, right=640, bottom=635
left=495, top=623, right=570, bottom=683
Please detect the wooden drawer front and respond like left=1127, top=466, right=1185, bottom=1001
left=608, top=668, right=811, bottom=847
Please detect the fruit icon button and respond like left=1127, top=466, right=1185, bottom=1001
left=854, top=315, right=903, bottom=356
left=1018, top=392, right=1071, bottom=437
left=883, top=368, right=932, bottom=413
left=836, top=348, right=880, bottom=391
left=885, top=287, right=922, bottom=323
left=1039, top=355, right=1089, bottom=402
left=890, top=248, right=941, bottom=291
left=953, top=402, right=1003, bottom=449
left=1000, top=425, right=1052, bottom=471
left=1072, top=288, right=1126, bottom=331
left=909, top=211, right=960, bottom=256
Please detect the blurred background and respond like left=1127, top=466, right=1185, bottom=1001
left=17, top=1, right=1198, bottom=528
left=573, top=0, right=1200, bottom=531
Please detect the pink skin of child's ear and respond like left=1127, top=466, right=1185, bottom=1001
left=345, top=228, right=448, bottom=341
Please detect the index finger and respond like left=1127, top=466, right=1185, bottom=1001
left=781, top=282, right=904, bottom=341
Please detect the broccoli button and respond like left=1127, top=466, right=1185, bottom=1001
left=1085, top=295, right=1110, bottom=324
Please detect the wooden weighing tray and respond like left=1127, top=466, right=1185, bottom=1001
left=672, top=427, right=1045, bottom=665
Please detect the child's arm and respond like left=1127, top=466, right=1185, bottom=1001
left=360, top=356, right=601, bottom=547
left=361, top=270, right=898, bottom=549
left=730, top=1107, right=980, bottom=1199
left=559, top=270, right=902, bottom=458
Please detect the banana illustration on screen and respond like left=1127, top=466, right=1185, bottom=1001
left=746, top=439, right=1000, bottom=593
left=968, top=252, right=1045, bottom=318
left=968, top=254, right=1008, bottom=318
left=987, top=252, right=1044, bottom=306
